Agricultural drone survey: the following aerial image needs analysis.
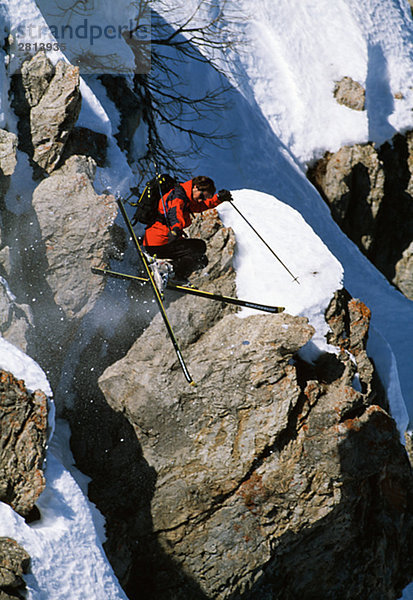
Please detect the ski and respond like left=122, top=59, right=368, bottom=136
left=116, top=198, right=195, bottom=386
left=91, top=266, right=285, bottom=314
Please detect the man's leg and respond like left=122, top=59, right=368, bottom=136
left=145, top=238, right=207, bottom=278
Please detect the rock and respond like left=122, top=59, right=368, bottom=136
left=99, top=306, right=315, bottom=598
left=0, top=370, right=48, bottom=517
left=308, top=131, right=413, bottom=300
left=308, top=142, right=384, bottom=253
left=0, top=278, right=33, bottom=354
left=325, top=288, right=383, bottom=404
left=0, top=130, right=18, bottom=178
left=394, top=240, right=413, bottom=298
left=248, top=385, right=413, bottom=600
left=21, top=51, right=54, bottom=108
left=1, top=153, right=125, bottom=392
left=11, top=52, right=85, bottom=175
left=95, top=224, right=413, bottom=598
left=0, top=129, right=18, bottom=202
left=29, top=154, right=119, bottom=320
left=333, top=76, right=365, bottom=111
left=0, top=538, right=30, bottom=600
left=31, top=59, right=81, bottom=173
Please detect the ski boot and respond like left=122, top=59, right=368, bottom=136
left=144, top=252, right=175, bottom=294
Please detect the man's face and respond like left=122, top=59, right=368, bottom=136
left=192, top=186, right=209, bottom=203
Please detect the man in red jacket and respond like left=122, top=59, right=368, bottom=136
left=143, top=176, right=232, bottom=280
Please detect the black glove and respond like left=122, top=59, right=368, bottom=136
left=218, top=189, right=232, bottom=203
left=167, top=228, right=182, bottom=242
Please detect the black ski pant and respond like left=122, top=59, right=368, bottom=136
left=144, top=238, right=208, bottom=278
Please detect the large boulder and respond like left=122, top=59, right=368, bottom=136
left=21, top=50, right=54, bottom=108
left=96, top=212, right=413, bottom=598
left=0, top=370, right=48, bottom=518
left=29, top=154, right=119, bottom=320
left=11, top=51, right=82, bottom=175
left=30, top=59, right=81, bottom=173
left=99, top=305, right=314, bottom=598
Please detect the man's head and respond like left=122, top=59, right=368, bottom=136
left=192, top=176, right=216, bottom=202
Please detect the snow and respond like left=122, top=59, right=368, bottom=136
left=218, top=190, right=344, bottom=360
left=0, top=422, right=127, bottom=600
left=0, top=337, right=52, bottom=397
left=1, top=0, right=413, bottom=596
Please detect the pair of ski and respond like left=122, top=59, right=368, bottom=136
left=97, top=199, right=284, bottom=385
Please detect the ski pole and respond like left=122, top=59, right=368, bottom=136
left=151, top=152, right=173, bottom=232
left=228, top=200, right=300, bottom=284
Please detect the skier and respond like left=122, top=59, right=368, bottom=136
left=143, top=176, right=232, bottom=282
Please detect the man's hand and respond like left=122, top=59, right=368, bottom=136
left=218, top=189, right=232, bottom=203
left=167, top=228, right=182, bottom=242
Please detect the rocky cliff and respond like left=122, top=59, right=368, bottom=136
left=0, top=537, right=30, bottom=600
left=0, top=370, right=48, bottom=519
left=97, top=229, right=413, bottom=599
left=1, top=51, right=413, bottom=599
left=0, top=368, right=47, bottom=600
left=308, top=131, right=413, bottom=300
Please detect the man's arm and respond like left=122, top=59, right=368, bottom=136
left=165, top=195, right=186, bottom=238
left=190, top=190, right=232, bottom=213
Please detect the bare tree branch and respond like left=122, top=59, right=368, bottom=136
left=123, top=0, right=241, bottom=181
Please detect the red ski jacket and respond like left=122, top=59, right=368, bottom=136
left=143, top=179, right=222, bottom=247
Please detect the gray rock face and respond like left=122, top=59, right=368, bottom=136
left=0, top=129, right=17, bottom=201
left=395, top=241, right=413, bottom=299
left=99, top=307, right=314, bottom=598
left=308, top=143, right=384, bottom=253
left=11, top=51, right=81, bottom=175
left=308, top=131, right=413, bottom=299
left=30, top=154, right=118, bottom=320
left=0, top=278, right=33, bottom=353
left=100, top=312, right=313, bottom=519
left=21, top=50, right=54, bottom=108
left=0, top=130, right=17, bottom=178
left=96, top=212, right=413, bottom=599
left=0, top=538, right=30, bottom=600
left=30, top=60, right=81, bottom=173
left=0, top=370, right=48, bottom=518
left=333, top=76, right=366, bottom=111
